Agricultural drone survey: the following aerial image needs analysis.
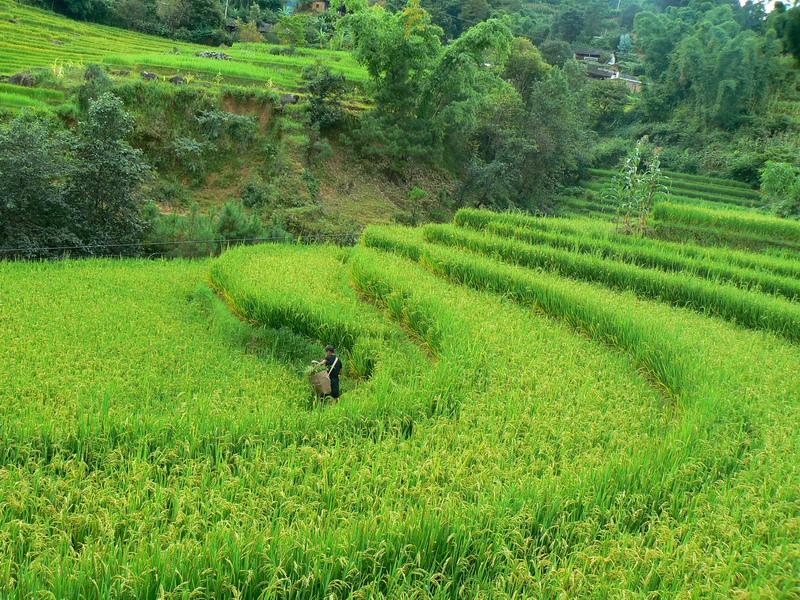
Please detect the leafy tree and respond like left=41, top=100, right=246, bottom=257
left=621, top=3, right=641, bottom=30
left=346, top=1, right=443, bottom=166
left=0, top=117, right=79, bottom=258
left=238, top=20, right=264, bottom=42
left=586, top=79, right=629, bottom=132
left=65, top=93, right=152, bottom=254
left=459, top=86, right=532, bottom=209
left=634, top=10, right=686, bottom=77
left=503, top=37, right=550, bottom=102
left=275, top=14, right=307, bottom=46
left=419, top=19, right=513, bottom=162
left=302, top=63, right=348, bottom=129
left=521, top=63, right=591, bottom=200
left=459, top=0, right=489, bottom=26
left=772, top=6, right=800, bottom=60
left=618, top=33, right=634, bottom=54
left=552, top=8, right=585, bottom=43
left=667, top=12, right=782, bottom=129
left=215, top=201, right=265, bottom=244
left=539, top=39, right=573, bottom=67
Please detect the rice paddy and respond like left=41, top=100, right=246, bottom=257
left=2, top=194, right=800, bottom=596
left=0, top=0, right=367, bottom=112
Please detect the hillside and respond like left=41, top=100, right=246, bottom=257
left=2, top=202, right=800, bottom=596
left=0, top=0, right=458, bottom=239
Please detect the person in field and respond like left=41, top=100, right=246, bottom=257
left=315, top=345, right=342, bottom=400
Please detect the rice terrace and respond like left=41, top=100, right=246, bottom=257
left=2, top=0, right=800, bottom=597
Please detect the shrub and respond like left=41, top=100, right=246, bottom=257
left=760, top=161, right=800, bottom=218
left=238, top=20, right=264, bottom=43
left=171, top=136, right=209, bottom=177
left=240, top=176, right=275, bottom=209
left=195, top=109, right=258, bottom=148
left=214, top=201, right=264, bottom=244
left=302, top=63, right=348, bottom=130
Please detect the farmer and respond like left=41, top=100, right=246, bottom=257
left=316, top=345, right=342, bottom=399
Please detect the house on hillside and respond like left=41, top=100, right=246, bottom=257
left=586, top=66, right=643, bottom=93
left=305, top=0, right=329, bottom=12
left=575, top=48, right=604, bottom=62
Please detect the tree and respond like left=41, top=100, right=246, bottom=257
left=419, top=18, right=513, bottom=163
left=539, top=39, right=573, bottom=67
left=275, top=14, right=307, bottom=46
left=605, top=139, right=666, bottom=236
left=503, top=37, right=550, bottom=102
left=345, top=1, right=443, bottom=165
left=459, top=0, right=489, bottom=26
left=64, top=93, right=152, bottom=254
left=0, top=117, right=79, bottom=258
left=781, top=6, right=800, bottom=60
left=302, top=63, right=348, bottom=129
left=552, top=8, right=585, bottom=43
left=586, top=79, right=629, bottom=132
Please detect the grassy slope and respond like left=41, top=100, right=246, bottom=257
left=0, top=0, right=366, bottom=94
left=0, top=1, right=456, bottom=230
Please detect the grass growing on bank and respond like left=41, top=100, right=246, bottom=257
left=654, top=201, right=800, bottom=246
left=456, top=208, right=800, bottom=280
left=456, top=212, right=800, bottom=301
left=421, top=223, right=800, bottom=342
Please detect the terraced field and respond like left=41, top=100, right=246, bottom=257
left=2, top=204, right=799, bottom=596
left=0, top=0, right=366, bottom=111
left=572, top=167, right=764, bottom=220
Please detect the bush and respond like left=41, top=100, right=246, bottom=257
left=241, top=176, right=275, bottom=209
left=77, top=64, right=113, bottom=111
left=145, top=203, right=217, bottom=258
left=590, top=137, right=631, bottom=168
left=302, top=63, right=348, bottom=130
left=761, top=161, right=800, bottom=218
left=238, top=20, right=264, bottom=43
left=214, top=201, right=264, bottom=244
left=195, top=109, right=258, bottom=148
left=171, top=136, right=209, bottom=177
left=65, top=93, right=152, bottom=253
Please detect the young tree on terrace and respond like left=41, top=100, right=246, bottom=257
left=605, top=138, right=666, bottom=236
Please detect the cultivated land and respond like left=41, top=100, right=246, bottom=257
left=2, top=197, right=800, bottom=597
left=2, top=2, right=800, bottom=595
left=0, top=0, right=367, bottom=112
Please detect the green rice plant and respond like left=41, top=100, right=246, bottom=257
left=0, top=91, right=50, bottom=110
left=0, top=0, right=366, bottom=92
left=457, top=215, right=800, bottom=301
left=422, top=223, right=800, bottom=342
left=661, top=169, right=754, bottom=190
left=654, top=201, right=800, bottom=245
left=360, top=225, right=800, bottom=597
left=591, top=167, right=758, bottom=195
left=456, top=208, right=800, bottom=280
left=362, top=224, right=693, bottom=396
left=3, top=234, right=800, bottom=596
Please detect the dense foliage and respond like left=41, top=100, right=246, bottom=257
left=0, top=94, right=150, bottom=258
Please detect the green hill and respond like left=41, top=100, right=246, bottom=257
left=0, top=0, right=462, bottom=237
